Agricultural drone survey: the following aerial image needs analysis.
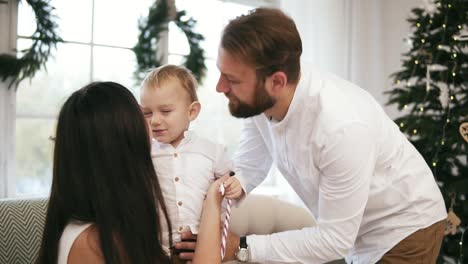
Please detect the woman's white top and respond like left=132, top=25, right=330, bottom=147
left=57, top=221, right=92, bottom=264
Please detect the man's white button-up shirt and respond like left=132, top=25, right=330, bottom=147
left=234, top=69, right=447, bottom=264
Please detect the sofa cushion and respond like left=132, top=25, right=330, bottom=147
left=0, top=198, right=48, bottom=264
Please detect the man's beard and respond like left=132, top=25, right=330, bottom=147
left=227, top=80, right=275, bottom=118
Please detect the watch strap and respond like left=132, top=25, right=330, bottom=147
left=240, top=236, right=247, bottom=249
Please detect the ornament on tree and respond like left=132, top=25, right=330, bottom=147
left=429, top=64, right=448, bottom=72
left=460, top=122, right=468, bottom=143
left=426, top=67, right=431, bottom=92
left=437, top=44, right=451, bottom=52
left=445, top=209, right=461, bottom=235
left=437, top=82, right=450, bottom=108
left=404, top=33, right=414, bottom=49
left=445, top=194, right=462, bottom=236
left=454, top=25, right=468, bottom=41
left=426, top=64, right=448, bottom=94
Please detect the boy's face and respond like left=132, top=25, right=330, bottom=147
left=140, top=79, right=198, bottom=147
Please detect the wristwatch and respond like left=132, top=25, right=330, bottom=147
left=235, top=236, right=249, bottom=262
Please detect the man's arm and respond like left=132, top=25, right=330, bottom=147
left=244, top=123, right=376, bottom=263
left=232, top=118, right=273, bottom=194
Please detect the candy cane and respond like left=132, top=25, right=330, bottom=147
left=218, top=183, right=232, bottom=260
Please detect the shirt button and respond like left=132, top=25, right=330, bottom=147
left=175, top=177, right=180, bottom=182
left=174, top=153, right=178, bottom=158
left=178, top=201, right=183, bottom=206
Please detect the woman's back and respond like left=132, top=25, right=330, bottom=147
left=36, top=82, right=171, bottom=264
left=57, top=222, right=94, bottom=264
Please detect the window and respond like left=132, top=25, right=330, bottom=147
left=13, top=0, right=299, bottom=203
left=15, top=0, right=154, bottom=196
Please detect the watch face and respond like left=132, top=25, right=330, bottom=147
left=237, top=248, right=249, bottom=262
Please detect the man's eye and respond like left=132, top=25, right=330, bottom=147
left=161, top=110, right=172, bottom=114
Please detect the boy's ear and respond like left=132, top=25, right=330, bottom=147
left=188, top=101, right=201, bottom=121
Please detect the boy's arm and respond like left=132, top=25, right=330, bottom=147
left=223, top=176, right=244, bottom=200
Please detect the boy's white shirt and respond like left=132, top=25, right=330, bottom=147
left=151, top=131, right=233, bottom=249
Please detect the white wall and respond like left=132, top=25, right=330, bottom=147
left=379, top=0, right=423, bottom=118
left=281, top=0, right=351, bottom=79
left=281, top=0, right=423, bottom=119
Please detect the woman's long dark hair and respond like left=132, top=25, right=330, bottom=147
left=36, top=82, right=172, bottom=263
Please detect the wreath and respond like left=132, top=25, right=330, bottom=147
left=133, top=0, right=206, bottom=83
left=0, top=0, right=62, bottom=89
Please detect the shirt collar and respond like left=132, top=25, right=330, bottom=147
left=267, top=71, right=310, bottom=132
left=151, top=130, right=197, bottom=154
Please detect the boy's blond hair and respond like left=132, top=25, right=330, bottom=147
left=142, top=64, right=198, bottom=102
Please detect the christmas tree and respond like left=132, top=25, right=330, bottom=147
left=386, top=0, right=467, bottom=262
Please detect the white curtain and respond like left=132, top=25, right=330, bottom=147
left=0, top=0, right=17, bottom=198
left=281, top=0, right=423, bottom=119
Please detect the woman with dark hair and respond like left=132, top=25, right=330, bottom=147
left=36, top=81, right=224, bottom=264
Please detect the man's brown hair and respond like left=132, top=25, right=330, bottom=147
left=221, top=8, right=302, bottom=84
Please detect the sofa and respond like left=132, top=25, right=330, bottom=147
left=0, top=195, right=344, bottom=264
left=0, top=197, right=48, bottom=264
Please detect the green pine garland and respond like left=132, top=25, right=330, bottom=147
left=133, top=0, right=206, bottom=84
left=0, top=0, right=62, bottom=89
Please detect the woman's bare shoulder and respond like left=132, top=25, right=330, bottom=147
left=68, top=225, right=104, bottom=264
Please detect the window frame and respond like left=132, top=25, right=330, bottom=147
left=0, top=0, right=18, bottom=199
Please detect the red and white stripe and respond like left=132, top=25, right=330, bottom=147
left=219, top=184, right=232, bottom=260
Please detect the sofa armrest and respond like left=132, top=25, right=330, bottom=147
left=230, top=194, right=315, bottom=237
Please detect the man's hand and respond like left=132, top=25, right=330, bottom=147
left=175, top=230, right=240, bottom=263
left=174, top=231, right=197, bottom=263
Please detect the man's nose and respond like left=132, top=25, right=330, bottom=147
left=216, top=76, right=229, bottom=94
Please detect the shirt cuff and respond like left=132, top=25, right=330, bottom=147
left=235, top=171, right=252, bottom=194
left=247, top=234, right=269, bottom=263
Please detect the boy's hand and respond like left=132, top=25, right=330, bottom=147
left=223, top=176, right=244, bottom=200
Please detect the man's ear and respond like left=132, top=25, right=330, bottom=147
left=266, top=71, right=288, bottom=95
left=188, top=101, right=201, bottom=121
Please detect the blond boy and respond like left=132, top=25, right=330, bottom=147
left=140, top=65, right=243, bottom=260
